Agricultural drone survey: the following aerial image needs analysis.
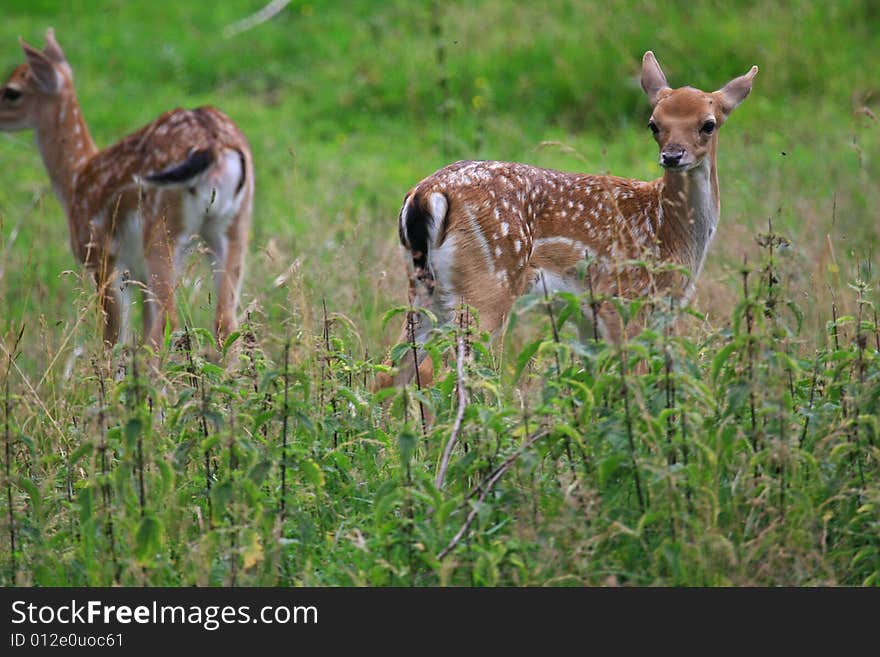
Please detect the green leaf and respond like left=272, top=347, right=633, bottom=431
left=15, top=476, right=41, bottom=514
left=330, top=451, right=351, bottom=472
left=299, top=459, right=325, bottom=488
left=511, top=292, right=545, bottom=316
left=192, top=327, right=214, bottom=346
left=200, top=434, right=221, bottom=453
left=19, top=434, right=37, bottom=459
left=248, top=459, right=272, bottom=484
left=381, top=305, right=411, bottom=330
left=514, top=339, right=543, bottom=383
left=69, top=441, right=94, bottom=466
left=77, top=485, right=94, bottom=524
left=598, top=455, right=624, bottom=488
left=372, top=386, right=398, bottom=405
left=156, top=459, right=174, bottom=497
left=252, top=410, right=275, bottom=433
left=223, top=330, right=242, bottom=355
left=201, top=363, right=225, bottom=379
left=610, top=297, right=631, bottom=325
left=381, top=306, right=436, bottom=330
left=711, top=342, right=739, bottom=381
left=398, top=429, right=417, bottom=466
left=506, top=309, right=519, bottom=333
left=211, top=479, right=235, bottom=517
left=135, top=513, right=163, bottom=564
left=389, top=341, right=413, bottom=365
left=336, top=386, right=365, bottom=411
left=124, top=417, right=142, bottom=449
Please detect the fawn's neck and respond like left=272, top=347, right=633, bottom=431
left=33, top=89, right=97, bottom=213
left=657, top=136, right=720, bottom=282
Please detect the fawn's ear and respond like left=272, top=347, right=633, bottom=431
left=641, top=51, right=670, bottom=106
left=20, top=37, right=62, bottom=93
left=714, top=65, right=758, bottom=117
left=44, top=28, right=68, bottom=65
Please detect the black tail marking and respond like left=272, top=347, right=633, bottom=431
left=400, top=192, right=439, bottom=295
left=235, top=148, right=247, bottom=195
left=144, top=148, right=214, bottom=185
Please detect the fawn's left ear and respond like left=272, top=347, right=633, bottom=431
left=44, top=28, right=68, bottom=65
left=715, top=65, right=758, bottom=118
left=20, top=37, right=62, bottom=94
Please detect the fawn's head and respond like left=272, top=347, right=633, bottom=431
left=0, top=28, right=73, bottom=132
left=641, top=51, right=757, bottom=172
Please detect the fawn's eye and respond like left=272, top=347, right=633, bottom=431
left=701, top=120, right=716, bottom=134
left=648, top=120, right=659, bottom=134
left=2, top=87, right=22, bottom=102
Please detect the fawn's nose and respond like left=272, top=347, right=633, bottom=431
left=661, top=147, right=685, bottom=167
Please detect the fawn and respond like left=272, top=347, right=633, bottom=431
left=0, top=29, right=254, bottom=349
left=377, top=51, right=757, bottom=388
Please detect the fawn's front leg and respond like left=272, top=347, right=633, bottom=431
left=95, top=267, right=122, bottom=347
left=143, top=216, right=179, bottom=350
left=203, top=209, right=249, bottom=349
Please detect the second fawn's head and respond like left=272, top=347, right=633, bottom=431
left=0, top=28, right=73, bottom=132
left=641, top=51, right=757, bottom=172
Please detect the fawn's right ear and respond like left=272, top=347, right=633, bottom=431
left=641, top=51, right=670, bottom=106
left=714, top=65, right=759, bottom=118
left=20, top=37, right=61, bottom=93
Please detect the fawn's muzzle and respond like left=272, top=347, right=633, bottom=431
left=661, top=146, right=686, bottom=168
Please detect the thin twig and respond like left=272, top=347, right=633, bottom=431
left=184, top=326, right=212, bottom=525
left=586, top=260, right=600, bottom=343
left=743, top=259, right=758, bottom=450
left=280, top=340, right=290, bottom=519
left=873, top=307, right=880, bottom=352
left=93, top=358, right=120, bottom=582
left=131, top=352, right=146, bottom=517
left=223, top=0, right=292, bottom=38
left=4, top=325, right=24, bottom=584
left=620, top=346, right=646, bottom=514
left=408, top=311, right=427, bottom=436
left=322, top=298, right=340, bottom=448
left=0, top=189, right=45, bottom=284
left=438, top=429, right=549, bottom=560
left=800, top=353, right=819, bottom=447
left=435, top=330, right=468, bottom=490
left=539, top=272, right=562, bottom=374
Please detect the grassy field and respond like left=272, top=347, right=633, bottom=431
left=0, top=0, right=878, bottom=585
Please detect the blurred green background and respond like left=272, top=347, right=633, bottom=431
left=1, top=0, right=878, bottom=367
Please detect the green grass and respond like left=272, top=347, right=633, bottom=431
left=0, top=0, right=878, bottom=585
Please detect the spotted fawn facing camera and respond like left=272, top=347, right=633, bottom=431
left=378, top=51, right=757, bottom=388
left=0, top=29, right=254, bottom=349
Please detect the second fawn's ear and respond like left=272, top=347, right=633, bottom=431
left=20, top=37, right=61, bottom=93
left=44, top=28, right=67, bottom=65
left=641, top=51, right=669, bottom=106
left=714, top=65, right=758, bottom=117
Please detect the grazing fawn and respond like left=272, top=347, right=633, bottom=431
left=0, top=29, right=254, bottom=349
left=377, top=51, right=757, bottom=388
